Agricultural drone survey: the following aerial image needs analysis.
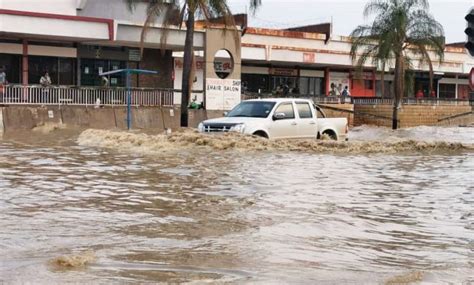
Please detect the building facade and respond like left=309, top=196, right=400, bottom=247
left=1, top=0, right=473, bottom=110
left=174, top=27, right=474, bottom=103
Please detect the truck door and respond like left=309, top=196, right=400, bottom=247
left=295, top=101, right=317, bottom=138
left=269, top=102, right=299, bottom=139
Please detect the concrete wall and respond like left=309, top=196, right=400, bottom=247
left=0, top=0, right=78, bottom=15
left=0, top=106, right=180, bottom=133
left=354, top=104, right=474, bottom=128
left=1, top=105, right=471, bottom=134
left=78, top=0, right=164, bottom=23
left=0, top=14, right=110, bottom=41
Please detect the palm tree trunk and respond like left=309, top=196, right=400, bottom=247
left=428, top=60, right=434, bottom=98
left=180, top=10, right=195, bottom=127
left=380, top=67, right=385, bottom=99
left=392, top=55, right=403, bottom=130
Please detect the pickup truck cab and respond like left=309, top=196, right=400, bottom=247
left=198, top=98, right=348, bottom=140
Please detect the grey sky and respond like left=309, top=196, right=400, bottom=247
left=228, top=0, right=472, bottom=43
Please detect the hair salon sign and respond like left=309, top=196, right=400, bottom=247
left=205, top=78, right=241, bottom=110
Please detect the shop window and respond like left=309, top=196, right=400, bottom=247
left=29, top=56, right=57, bottom=85
left=375, top=80, right=393, bottom=98
left=364, top=80, right=373, bottom=90
left=299, top=77, right=309, bottom=95
left=58, top=58, right=75, bottom=86
left=313, top=78, right=324, bottom=96
left=457, top=85, right=469, bottom=100
left=0, top=53, right=21, bottom=84
left=28, top=56, right=75, bottom=86
left=272, top=76, right=297, bottom=93
left=438, top=83, right=456, bottom=99
left=80, top=59, right=126, bottom=87
left=241, top=73, right=269, bottom=93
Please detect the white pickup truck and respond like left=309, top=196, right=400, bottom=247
left=198, top=98, right=348, bottom=140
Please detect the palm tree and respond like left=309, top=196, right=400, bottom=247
left=126, top=0, right=262, bottom=127
left=350, top=0, right=444, bottom=129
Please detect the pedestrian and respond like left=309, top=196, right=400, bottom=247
left=0, top=67, right=7, bottom=85
left=341, top=86, right=351, bottom=103
left=415, top=89, right=423, bottom=99
left=40, top=71, right=52, bottom=87
left=0, top=67, right=7, bottom=98
left=282, top=82, right=290, bottom=96
left=40, top=71, right=52, bottom=104
left=101, top=76, right=109, bottom=87
left=337, top=83, right=343, bottom=96
left=329, top=83, right=337, bottom=96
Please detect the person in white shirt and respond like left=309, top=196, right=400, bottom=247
left=40, top=72, right=52, bottom=87
left=39, top=72, right=52, bottom=104
left=0, top=67, right=7, bottom=97
left=0, top=68, right=7, bottom=85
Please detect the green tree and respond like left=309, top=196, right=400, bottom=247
left=126, top=0, right=261, bottom=127
left=350, top=0, right=444, bottom=129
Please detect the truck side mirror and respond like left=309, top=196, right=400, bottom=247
left=223, top=111, right=228, bottom=116
left=273, top=112, right=286, bottom=120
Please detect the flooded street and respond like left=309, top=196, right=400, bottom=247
left=0, top=127, right=473, bottom=284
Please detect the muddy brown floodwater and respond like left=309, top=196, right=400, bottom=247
left=0, top=126, right=473, bottom=284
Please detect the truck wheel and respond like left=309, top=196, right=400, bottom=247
left=253, top=131, right=269, bottom=139
left=322, top=130, right=337, bottom=141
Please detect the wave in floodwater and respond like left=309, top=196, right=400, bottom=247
left=1, top=128, right=472, bottom=283
left=77, top=128, right=473, bottom=155
left=349, top=125, right=474, bottom=145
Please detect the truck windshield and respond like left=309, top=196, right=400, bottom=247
left=227, top=101, right=276, bottom=118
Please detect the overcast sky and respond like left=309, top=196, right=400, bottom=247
left=227, top=0, right=472, bottom=43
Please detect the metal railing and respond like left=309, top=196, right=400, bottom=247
left=352, top=97, right=472, bottom=106
left=241, top=92, right=472, bottom=106
left=242, top=93, right=348, bottom=104
left=0, top=85, right=174, bottom=107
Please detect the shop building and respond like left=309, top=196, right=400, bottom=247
left=174, top=24, right=473, bottom=102
left=1, top=1, right=473, bottom=110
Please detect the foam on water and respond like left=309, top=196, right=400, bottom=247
left=77, top=128, right=473, bottom=155
left=32, top=123, right=66, bottom=134
left=385, top=271, right=424, bottom=285
left=49, top=251, right=96, bottom=269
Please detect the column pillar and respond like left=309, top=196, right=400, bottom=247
left=22, top=40, right=28, bottom=85
left=324, top=67, right=330, bottom=96
left=77, top=57, right=81, bottom=86
left=22, top=40, right=28, bottom=101
left=372, top=69, right=376, bottom=97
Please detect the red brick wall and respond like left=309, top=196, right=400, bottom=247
left=354, top=104, right=473, bottom=127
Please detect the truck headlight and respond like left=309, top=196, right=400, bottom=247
left=230, top=124, right=245, bottom=133
left=198, top=123, right=205, bottom=132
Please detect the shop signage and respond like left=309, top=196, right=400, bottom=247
left=269, top=68, right=298, bottom=77
left=205, top=78, right=241, bottom=110
left=129, top=49, right=141, bottom=61
left=174, top=59, right=233, bottom=72
left=303, top=52, right=316, bottom=63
